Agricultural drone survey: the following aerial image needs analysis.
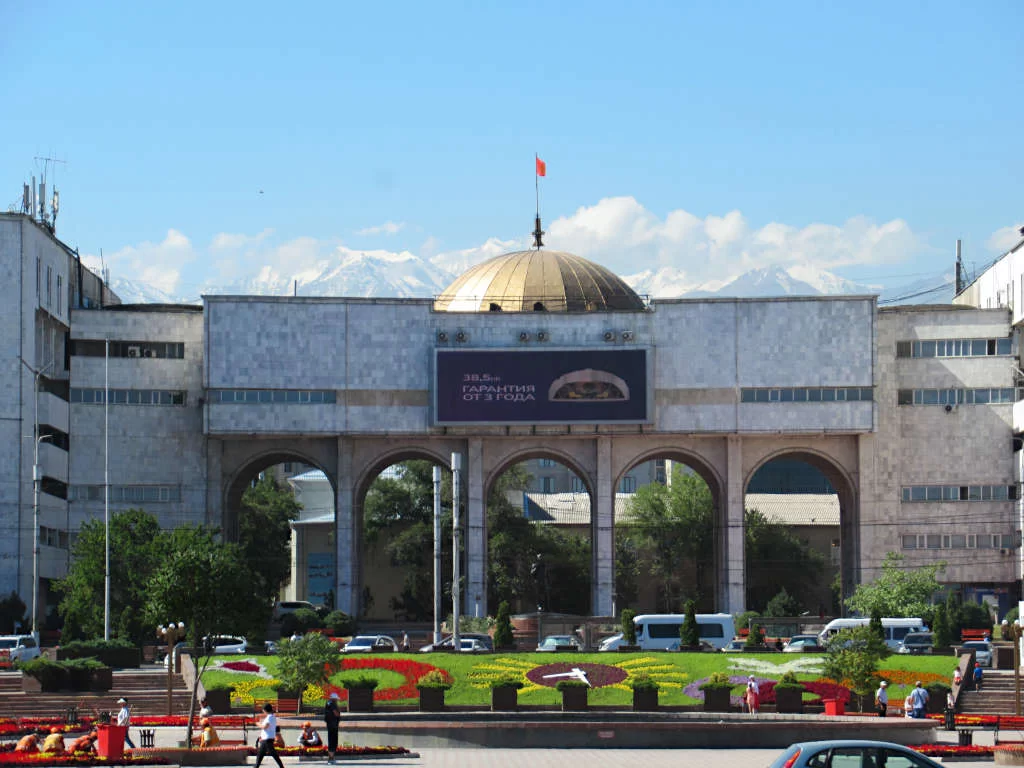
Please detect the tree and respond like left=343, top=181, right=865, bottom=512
left=275, top=633, right=340, bottom=714
left=763, top=587, right=801, bottom=618
left=932, top=603, right=953, bottom=648
left=614, top=535, right=641, bottom=610
left=868, top=608, right=885, bottom=646
left=621, top=609, right=637, bottom=646
left=845, top=552, right=945, bottom=617
left=626, top=469, right=713, bottom=610
left=57, top=509, right=166, bottom=644
left=237, top=475, right=301, bottom=636
left=822, top=625, right=889, bottom=708
left=680, top=600, right=700, bottom=648
left=492, top=601, right=514, bottom=648
left=745, top=508, right=824, bottom=612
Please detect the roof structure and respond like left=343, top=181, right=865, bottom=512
left=434, top=249, right=647, bottom=312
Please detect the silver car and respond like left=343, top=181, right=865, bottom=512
left=342, top=634, right=397, bottom=653
left=962, top=640, right=993, bottom=667
left=769, top=740, right=942, bottom=768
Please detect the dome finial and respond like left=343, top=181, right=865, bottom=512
left=532, top=214, right=545, bottom=250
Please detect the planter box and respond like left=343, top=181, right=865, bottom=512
left=417, top=687, right=446, bottom=712
left=560, top=687, right=588, bottom=712
left=491, top=686, right=519, bottom=711
left=131, top=748, right=249, bottom=766
left=56, top=647, right=142, bottom=669
left=617, top=645, right=641, bottom=653
left=774, top=687, right=803, bottom=714
left=204, top=688, right=233, bottom=714
left=823, top=698, right=846, bottom=716
left=702, top=687, right=732, bottom=713
left=22, top=672, right=68, bottom=692
left=90, top=666, right=113, bottom=691
left=632, top=688, right=658, bottom=712
left=347, top=688, right=374, bottom=713
left=926, top=693, right=947, bottom=714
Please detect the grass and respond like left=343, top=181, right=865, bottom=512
left=199, top=650, right=962, bottom=708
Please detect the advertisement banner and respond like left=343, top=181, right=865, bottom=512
left=435, top=348, right=649, bottom=424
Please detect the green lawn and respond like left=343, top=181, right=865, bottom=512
left=199, top=651, right=961, bottom=708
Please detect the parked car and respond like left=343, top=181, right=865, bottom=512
left=0, top=634, right=40, bottom=663
left=264, top=640, right=278, bottom=655
left=419, top=633, right=494, bottom=652
left=342, top=635, right=398, bottom=653
left=897, top=632, right=934, bottom=655
left=272, top=601, right=318, bottom=621
left=204, top=635, right=247, bottom=654
left=537, top=634, right=582, bottom=652
left=768, top=740, right=943, bottom=768
left=962, top=639, right=993, bottom=667
left=783, top=635, right=823, bottom=653
left=459, top=638, right=489, bottom=653
left=720, top=639, right=746, bottom=653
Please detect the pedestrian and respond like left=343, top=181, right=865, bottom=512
left=297, top=721, right=322, bottom=747
left=67, top=730, right=97, bottom=754
left=911, top=680, right=929, bottom=718
left=974, top=662, right=984, bottom=691
left=401, top=631, right=410, bottom=652
left=874, top=680, right=888, bottom=718
left=199, top=718, right=220, bottom=748
left=15, top=733, right=40, bottom=752
left=116, top=697, right=136, bottom=749
left=274, top=726, right=285, bottom=748
left=42, top=727, right=65, bottom=754
left=903, top=693, right=914, bottom=718
left=254, top=703, right=285, bottom=768
left=953, top=667, right=963, bottom=687
left=324, top=691, right=341, bottom=764
left=199, top=697, right=213, bottom=719
left=745, top=675, right=760, bottom=715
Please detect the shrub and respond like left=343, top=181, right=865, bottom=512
left=621, top=609, right=637, bottom=646
left=493, top=602, right=514, bottom=648
left=17, top=657, right=69, bottom=689
left=745, top=623, right=764, bottom=648
left=774, top=671, right=804, bottom=691
left=205, top=680, right=236, bottom=692
left=555, top=679, right=588, bottom=691
left=415, top=670, right=453, bottom=690
left=292, top=608, right=323, bottom=632
left=699, top=672, right=735, bottom=692
left=680, top=601, right=700, bottom=648
left=342, top=676, right=379, bottom=690
left=323, top=611, right=355, bottom=636
left=489, top=676, right=524, bottom=690
left=926, top=681, right=952, bottom=696
left=627, top=673, right=659, bottom=692
left=276, top=633, right=339, bottom=693
left=63, top=657, right=105, bottom=670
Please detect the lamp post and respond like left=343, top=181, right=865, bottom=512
left=158, top=622, right=186, bottom=715
left=1002, top=619, right=1023, bottom=716
left=31, top=433, right=53, bottom=635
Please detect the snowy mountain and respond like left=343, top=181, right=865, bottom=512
left=108, top=276, right=188, bottom=305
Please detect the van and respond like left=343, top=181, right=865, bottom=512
left=817, top=618, right=927, bottom=650
left=599, top=613, right=736, bottom=651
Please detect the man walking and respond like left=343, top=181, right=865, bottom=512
left=116, top=698, right=136, bottom=749
left=874, top=680, right=888, bottom=717
left=911, top=681, right=929, bottom=719
left=324, top=691, right=341, bottom=764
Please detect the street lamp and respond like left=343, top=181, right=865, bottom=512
left=31, top=433, right=54, bottom=635
left=1002, top=619, right=1022, bottom=716
left=158, top=622, right=186, bottom=715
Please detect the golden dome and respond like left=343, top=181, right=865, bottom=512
left=434, top=250, right=646, bottom=312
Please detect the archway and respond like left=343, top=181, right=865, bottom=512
left=485, top=450, right=594, bottom=617
left=614, top=449, right=725, bottom=614
left=744, top=449, right=858, bottom=618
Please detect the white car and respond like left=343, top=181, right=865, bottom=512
left=0, top=634, right=40, bottom=663
left=459, top=638, right=489, bottom=653
left=962, top=640, right=993, bottom=667
left=204, top=635, right=247, bottom=654
left=342, top=635, right=398, bottom=653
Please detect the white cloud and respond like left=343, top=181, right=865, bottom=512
left=356, top=220, right=405, bottom=236
left=987, top=224, right=1024, bottom=254
left=83, top=229, right=194, bottom=295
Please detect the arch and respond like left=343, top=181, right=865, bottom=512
left=222, top=448, right=336, bottom=541
left=742, top=446, right=859, bottom=610
left=615, top=446, right=725, bottom=506
left=484, top=446, right=594, bottom=501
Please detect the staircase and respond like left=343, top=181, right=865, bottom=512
left=958, top=669, right=1019, bottom=715
left=0, top=667, right=194, bottom=719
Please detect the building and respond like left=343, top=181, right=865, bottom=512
left=2, top=211, right=1021, bottom=626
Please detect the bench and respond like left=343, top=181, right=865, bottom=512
left=254, top=698, right=301, bottom=716
left=961, top=629, right=991, bottom=642
left=190, top=735, right=249, bottom=748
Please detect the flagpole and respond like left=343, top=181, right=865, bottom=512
left=535, top=153, right=540, bottom=218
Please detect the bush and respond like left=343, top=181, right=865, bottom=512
left=627, top=673, right=659, bottom=692
left=415, top=670, right=453, bottom=690
left=555, top=679, right=588, bottom=691
left=17, top=657, right=69, bottom=689
left=292, top=608, right=323, bottom=632
left=926, top=681, right=952, bottom=696
left=621, top=609, right=637, bottom=646
left=489, top=676, right=524, bottom=690
left=699, top=672, right=735, bottom=692
left=493, top=602, right=514, bottom=648
left=342, top=676, right=379, bottom=690
left=323, top=611, right=355, bottom=636
left=763, top=588, right=801, bottom=618
left=58, top=638, right=140, bottom=668
left=276, top=633, right=339, bottom=693
left=774, top=671, right=804, bottom=691
left=745, top=623, right=765, bottom=648
left=205, top=680, right=235, bottom=692
left=680, top=601, right=700, bottom=648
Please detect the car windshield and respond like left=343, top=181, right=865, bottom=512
left=350, top=636, right=375, bottom=645
left=964, top=641, right=989, bottom=649
left=904, top=634, right=931, bottom=643
left=0, top=639, right=16, bottom=649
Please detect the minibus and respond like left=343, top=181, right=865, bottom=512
left=817, top=617, right=927, bottom=650
left=599, top=613, right=736, bottom=651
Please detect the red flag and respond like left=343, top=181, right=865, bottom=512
left=536, top=157, right=546, bottom=177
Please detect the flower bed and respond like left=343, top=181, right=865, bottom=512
left=911, top=744, right=993, bottom=758
left=0, top=753, right=168, bottom=766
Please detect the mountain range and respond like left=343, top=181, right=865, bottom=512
left=107, top=250, right=949, bottom=306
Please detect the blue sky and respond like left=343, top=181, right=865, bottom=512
left=3, top=1, right=1022, bottom=297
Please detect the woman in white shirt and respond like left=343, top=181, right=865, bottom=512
left=255, top=703, right=284, bottom=768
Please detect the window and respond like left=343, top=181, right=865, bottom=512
left=46, top=266, right=52, bottom=307
left=209, top=389, right=336, bottom=404
left=538, top=458, right=556, bottom=468
left=901, top=485, right=1017, bottom=502
left=619, top=476, right=636, bottom=493
left=540, top=477, right=555, bottom=493
left=741, top=386, right=872, bottom=403
left=899, top=337, right=1013, bottom=358
left=899, top=388, right=1024, bottom=406
left=56, top=275, right=62, bottom=316
left=570, top=476, right=586, bottom=492
left=71, top=388, right=187, bottom=406
left=70, top=340, right=186, bottom=359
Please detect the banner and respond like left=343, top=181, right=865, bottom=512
left=435, top=348, right=648, bottom=424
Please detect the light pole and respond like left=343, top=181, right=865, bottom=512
left=158, top=622, right=186, bottom=715
left=20, top=357, right=54, bottom=638
left=1002, top=619, right=1023, bottom=716
left=32, top=433, right=53, bottom=635
left=451, top=452, right=461, bottom=650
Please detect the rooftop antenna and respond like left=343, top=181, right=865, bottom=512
left=533, top=154, right=546, bottom=249
left=34, top=156, right=67, bottom=230
left=955, top=239, right=963, bottom=295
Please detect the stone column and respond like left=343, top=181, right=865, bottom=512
left=205, top=438, right=222, bottom=530
left=335, top=437, right=358, bottom=615
left=593, top=436, right=614, bottom=616
left=723, top=435, right=745, bottom=614
left=465, top=438, right=487, bottom=617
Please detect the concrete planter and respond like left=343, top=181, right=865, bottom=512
left=132, top=748, right=248, bottom=766
left=560, top=686, right=588, bottom=711
left=702, top=687, right=732, bottom=713
left=773, top=687, right=803, bottom=714
left=89, top=666, right=113, bottom=691
left=347, top=688, right=375, bottom=713
left=491, top=686, right=519, bottom=711
left=417, top=687, right=446, bottom=712
left=632, top=688, right=659, bottom=712
left=204, top=688, right=233, bottom=714
left=617, top=645, right=641, bottom=653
